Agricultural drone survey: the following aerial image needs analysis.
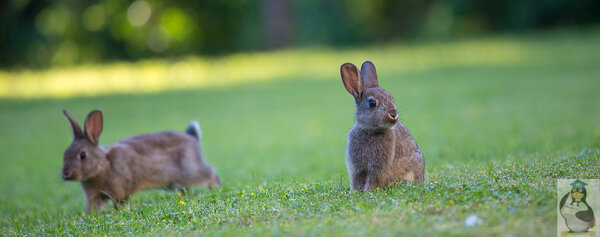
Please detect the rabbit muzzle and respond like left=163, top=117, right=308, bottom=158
left=62, top=169, right=73, bottom=180
left=386, top=110, right=398, bottom=124
left=61, top=168, right=79, bottom=181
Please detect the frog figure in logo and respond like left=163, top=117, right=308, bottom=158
left=560, top=179, right=596, bottom=236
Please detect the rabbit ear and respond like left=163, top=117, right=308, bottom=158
left=341, top=63, right=364, bottom=100
left=360, top=61, right=379, bottom=88
left=63, top=109, right=84, bottom=139
left=84, top=109, right=103, bottom=145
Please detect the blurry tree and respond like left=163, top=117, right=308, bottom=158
left=0, top=0, right=598, bottom=68
left=263, top=0, right=292, bottom=49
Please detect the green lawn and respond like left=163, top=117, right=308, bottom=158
left=1, top=28, right=599, bottom=236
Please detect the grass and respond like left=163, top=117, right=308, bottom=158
left=1, top=28, right=600, bottom=236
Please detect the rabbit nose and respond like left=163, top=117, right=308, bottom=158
left=62, top=170, right=72, bottom=180
left=389, top=112, right=398, bottom=120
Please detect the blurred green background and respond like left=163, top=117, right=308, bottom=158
left=1, top=30, right=599, bottom=235
left=1, top=0, right=600, bottom=235
left=1, top=0, right=599, bottom=68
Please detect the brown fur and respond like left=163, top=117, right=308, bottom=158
left=61, top=109, right=220, bottom=213
left=341, top=61, right=425, bottom=191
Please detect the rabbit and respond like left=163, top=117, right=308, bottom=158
left=340, top=61, right=425, bottom=191
left=61, top=109, right=220, bottom=213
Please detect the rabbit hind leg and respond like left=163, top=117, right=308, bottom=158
left=351, top=169, right=368, bottom=191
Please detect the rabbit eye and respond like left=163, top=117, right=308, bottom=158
left=80, top=151, right=86, bottom=160
left=368, top=99, right=376, bottom=108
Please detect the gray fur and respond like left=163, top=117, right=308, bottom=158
left=61, top=109, right=220, bottom=213
left=340, top=61, right=425, bottom=191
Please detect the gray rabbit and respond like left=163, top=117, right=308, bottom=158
left=340, top=61, right=425, bottom=191
left=61, top=109, right=220, bottom=212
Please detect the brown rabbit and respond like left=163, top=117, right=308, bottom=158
left=61, top=109, right=220, bottom=212
left=340, top=61, right=425, bottom=191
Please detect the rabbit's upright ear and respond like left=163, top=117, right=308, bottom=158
left=341, top=63, right=364, bottom=100
left=84, top=109, right=103, bottom=145
left=360, top=61, right=379, bottom=88
left=63, top=109, right=84, bottom=139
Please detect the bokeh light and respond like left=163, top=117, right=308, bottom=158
left=35, top=6, right=72, bottom=37
left=127, top=0, right=152, bottom=27
left=82, top=4, right=107, bottom=31
left=147, top=26, right=171, bottom=52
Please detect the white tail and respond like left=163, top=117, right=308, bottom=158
left=185, top=121, right=201, bottom=140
